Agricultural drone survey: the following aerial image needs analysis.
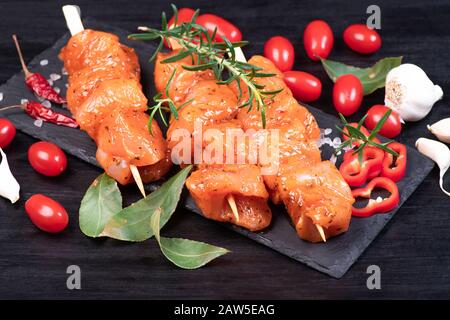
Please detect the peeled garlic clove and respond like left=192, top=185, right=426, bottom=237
left=416, top=138, right=450, bottom=196
left=427, top=118, right=450, bottom=143
left=385, top=64, right=443, bottom=122
left=0, top=148, right=20, bottom=203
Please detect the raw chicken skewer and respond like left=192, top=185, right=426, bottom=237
left=63, top=5, right=162, bottom=197
left=229, top=47, right=327, bottom=242
left=157, top=40, right=271, bottom=231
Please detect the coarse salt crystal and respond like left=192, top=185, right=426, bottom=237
left=324, top=128, right=332, bottom=136
left=41, top=100, right=51, bottom=108
left=323, top=137, right=333, bottom=146
left=47, top=79, right=53, bottom=86
left=65, top=83, right=69, bottom=88
left=61, top=68, right=68, bottom=75
left=50, top=73, right=61, bottom=81
left=332, top=137, right=341, bottom=147
left=0, top=92, right=3, bottom=102
left=53, top=87, right=60, bottom=94
left=33, top=119, right=43, bottom=127
left=40, top=59, right=48, bottom=66
left=20, top=99, right=28, bottom=105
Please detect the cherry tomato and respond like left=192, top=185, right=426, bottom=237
left=28, top=141, right=67, bottom=176
left=0, top=118, right=16, bottom=149
left=168, top=7, right=195, bottom=28
left=333, top=74, right=363, bottom=116
left=303, top=20, right=334, bottom=61
left=165, top=8, right=196, bottom=48
left=343, top=24, right=382, bottom=54
left=365, top=105, right=402, bottom=138
left=264, top=36, right=295, bottom=72
left=25, top=194, right=69, bottom=233
left=196, top=13, right=242, bottom=42
left=283, top=71, right=322, bottom=102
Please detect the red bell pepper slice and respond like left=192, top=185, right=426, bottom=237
left=351, top=177, right=400, bottom=217
left=381, top=142, right=407, bottom=182
left=342, top=123, right=381, bottom=147
left=339, top=146, right=385, bottom=187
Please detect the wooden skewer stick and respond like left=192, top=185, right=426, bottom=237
left=227, top=194, right=240, bottom=223
left=12, top=34, right=31, bottom=77
left=316, top=225, right=327, bottom=242
left=62, top=5, right=146, bottom=197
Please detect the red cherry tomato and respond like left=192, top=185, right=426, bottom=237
left=283, top=71, right=322, bottom=102
left=303, top=20, right=334, bottom=61
left=333, top=74, right=363, bottom=116
left=165, top=7, right=196, bottom=48
left=196, top=13, right=242, bottom=42
left=168, top=7, right=195, bottom=28
left=25, top=194, right=69, bottom=233
left=0, top=118, right=16, bottom=149
left=28, top=141, right=67, bottom=176
left=343, top=24, right=382, bottom=54
left=365, top=105, right=402, bottom=138
left=264, top=36, right=295, bottom=72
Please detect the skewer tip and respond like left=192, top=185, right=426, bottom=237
left=130, top=164, right=146, bottom=198
left=316, top=224, right=327, bottom=242
left=227, top=194, right=240, bottom=223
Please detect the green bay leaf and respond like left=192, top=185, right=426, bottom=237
left=321, top=57, right=402, bottom=95
left=79, top=173, right=122, bottom=237
left=150, top=206, right=229, bottom=269
left=101, top=165, right=193, bottom=241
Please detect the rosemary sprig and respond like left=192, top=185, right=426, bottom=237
left=147, top=69, right=192, bottom=135
left=336, top=110, right=399, bottom=164
left=129, top=4, right=282, bottom=129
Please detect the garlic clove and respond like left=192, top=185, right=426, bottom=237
left=427, top=118, right=450, bottom=143
left=416, top=138, right=450, bottom=196
left=385, top=64, right=443, bottom=122
left=0, top=148, right=20, bottom=203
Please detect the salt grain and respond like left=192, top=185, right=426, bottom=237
left=20, top=98, right=28, bottom=105
left=50, top=73, right=61, bottom=81
left=41, top=100, right=51, bottom=108
left=0, top=92, right=3, bottom=102
left=65, top=83, right=69, bottom=88
left=324, top=128, right=332, bottom=136
left=40, top=59, right=48, bottom=66
left=53, top=87, right=60, bottom=94
left=61, top=67, right=68, bottom=75
left=47, top=79, right=53, bottom=86
left=332, top=137, right=341, bottom=147
left=33, top=119, right=43, bottom=128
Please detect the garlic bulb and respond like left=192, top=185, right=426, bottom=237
left=416, top=138, right=450, bottom=196
left=0, top=148, right=20, bottom=203
left=385, top=64, right=443, bottom=122
left=427, top=118, right=450, bottom=143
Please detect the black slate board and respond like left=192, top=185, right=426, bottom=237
left=0, top=19, right=434, bottom=278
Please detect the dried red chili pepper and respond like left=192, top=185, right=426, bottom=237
left=12, top=35, right=66, bottom=104
left=381, top=142, right=407, bottom=182
left=339, top=146, right=384, bottom=187
left=351, top=177, right=400, bottom=217
left=0, top=101, right=78, bottom=128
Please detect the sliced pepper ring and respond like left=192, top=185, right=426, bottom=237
left=340, top=146, right=385, bottom=187
left=381, top=142, right=407, bottom=182
left=351, top=177, right=400, bottom=217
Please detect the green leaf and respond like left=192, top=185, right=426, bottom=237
left=79, top=174, right=122, bottom=237
left=150, top=209, right=229, bottom=269
left=320, top=57, right=402, bottom=95
left=101, top=165, right=193, bottom=241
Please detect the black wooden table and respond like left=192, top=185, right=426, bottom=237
left=0, top=0, right=449, bottom=299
